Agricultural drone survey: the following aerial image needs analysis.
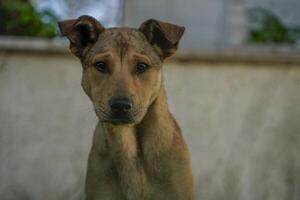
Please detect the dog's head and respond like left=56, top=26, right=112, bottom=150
left=58, top=15, right=184, bottom=125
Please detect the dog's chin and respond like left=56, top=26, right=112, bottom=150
left=95, top=109, right=147, bottom=126
left=96, top=114, right=139, bottom=125
left=103, top=118, right=135, bottom=125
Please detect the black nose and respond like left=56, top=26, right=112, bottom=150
left=110, top=97, right=132, bottom=113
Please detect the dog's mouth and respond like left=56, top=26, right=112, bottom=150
left=94, top=108, right=138, bottom=125
left=104, top=116, right=135, bottom=125
left=94, top=104, right=147, bottom=125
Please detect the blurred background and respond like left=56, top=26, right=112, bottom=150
left=0, top=0, right=300, bottom=199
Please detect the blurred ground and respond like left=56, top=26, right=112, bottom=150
left=0, top=37, right=300, bottom=200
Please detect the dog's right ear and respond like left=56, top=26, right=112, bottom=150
left=58, top=15, right=104, bottom=58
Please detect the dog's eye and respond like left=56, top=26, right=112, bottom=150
left=135, top=63, right=149, bottom=75
left=94, top=61, right=108, bottom=73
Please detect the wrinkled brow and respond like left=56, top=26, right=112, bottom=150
left=92, top=53, right=113, bottom=63
left=82, top=28, right=162, bottom=66
left=132, top=53, right=151, bottom=64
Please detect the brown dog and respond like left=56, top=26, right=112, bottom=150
left=58, top=15, right=194, bottom=200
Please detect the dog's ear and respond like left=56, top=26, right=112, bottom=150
left=139, top=19, right=185, bottom=59
left=58, top=15, right=104, bottom=58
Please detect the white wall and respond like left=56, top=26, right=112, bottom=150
left=0, top=48, right=300, bottom=199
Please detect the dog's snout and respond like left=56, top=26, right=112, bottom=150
left=110, top=97, right=132, bottom=113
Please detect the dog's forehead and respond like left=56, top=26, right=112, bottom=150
left=106, top=28, right=142, bottom=42
left=94, top=28, right=149, bottom=53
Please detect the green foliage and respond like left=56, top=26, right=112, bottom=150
left=247, top=7, right=300, bottom=44
left=0, top=0, right=57, bottom=38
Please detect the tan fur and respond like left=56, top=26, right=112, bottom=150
left=58, top=15, right=194, bottom=200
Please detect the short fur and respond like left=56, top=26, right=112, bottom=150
left=58, top=15, right=194, bottom=200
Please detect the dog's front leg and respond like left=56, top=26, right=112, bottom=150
left=85, top=147, right=125, bottom=200
left=103, top=124, right=148, bottom=200
left=86, top=124, right=148, bottom=200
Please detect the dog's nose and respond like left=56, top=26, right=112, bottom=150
left=110, top=98, right=132, bottom=113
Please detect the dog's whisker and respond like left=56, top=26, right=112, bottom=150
left=94, top=107, right=111, bottom=120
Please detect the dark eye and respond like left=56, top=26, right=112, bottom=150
left=94, top=61, right=108, bottom=73
left=135, top=63, right=149, bottom=74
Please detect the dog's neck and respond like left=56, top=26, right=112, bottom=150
left=92, top=86, right=175, bottom=198
left=137, top=86, right=175, bottom=160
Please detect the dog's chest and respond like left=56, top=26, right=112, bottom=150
left=92, top=123, right=175, bottom=199
left=107, top=154, right=169, bottom=199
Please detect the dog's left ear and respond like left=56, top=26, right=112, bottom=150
left=139, top=19, right=185, bottom=59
